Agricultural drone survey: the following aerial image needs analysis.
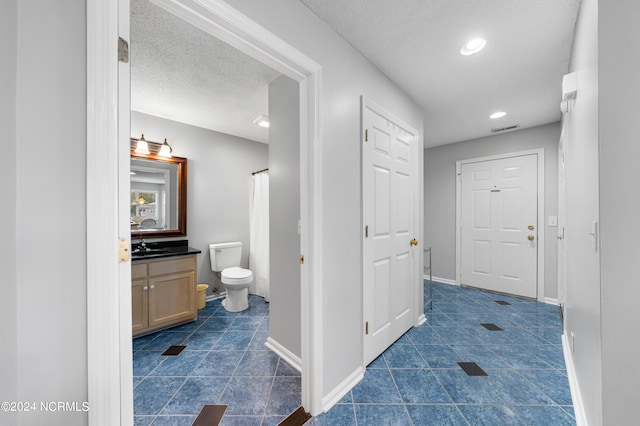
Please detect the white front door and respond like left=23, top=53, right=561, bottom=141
left=460, top=154, right=538, bottom=298
left=362, top=98, right=419, bottom=365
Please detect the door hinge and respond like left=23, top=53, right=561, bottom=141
left=300, top=254, right=304, bottom=265
left=365, top=321, right=369, bottom=335
left=365, top=129, right=369, bottom=142
left=118, top=238, right=130, bottom=263
left=118, top=37, right=129, bottom=63
left=365, top=225, right=369, bottom=238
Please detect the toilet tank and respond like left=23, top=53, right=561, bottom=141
left=209, top=242, right=242, bottom=271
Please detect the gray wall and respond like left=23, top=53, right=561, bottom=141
left=599, top=0, right=640, bottom=423
left=12, top=1, right=88, bottom=424
left=0, top=0, right=18, bottom=420
left=564, top=0, right=602, bottom=423
left=424, top=122, right=560, bottom=299
left=268, top=76, right=301, bottom=357
left=131, top=111, right=269, bottom=294
left=227, top=0, right=424, bottom=396
left=8, top=0, right=422, bottom=415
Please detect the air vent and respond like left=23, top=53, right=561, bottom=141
left=491, top=124, right=520, bottom=134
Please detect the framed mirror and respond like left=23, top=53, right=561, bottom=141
left=131, top=146, right=187, bottom=239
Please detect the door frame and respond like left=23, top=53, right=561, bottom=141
left=361, top=96, right=425, bottom=367
left=455, top=149, right=545, bottom=301
left=87, top=0, right=324, bottom=422
left=557, top=122, right=568, bottom=311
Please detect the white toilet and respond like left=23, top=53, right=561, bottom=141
left=209, top=242, right=253, bottom=312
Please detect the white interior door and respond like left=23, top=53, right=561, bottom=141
left=460, top=154, right=538, bottom=298
left=363, top=99, right=418, bottom=366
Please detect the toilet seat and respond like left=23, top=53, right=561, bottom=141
left=221, top=267, right=253, bottom=285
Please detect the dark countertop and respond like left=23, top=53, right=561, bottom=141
left=131, top=239, right=202, bottom=261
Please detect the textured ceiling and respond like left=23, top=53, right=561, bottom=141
left=130, top=0, right=281, bottom=143
left=132, top=0, right=580, bottom=148
left=301, top=0, right=580, bottom=147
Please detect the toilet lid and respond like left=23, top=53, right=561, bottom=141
left=222, top=267, right=253, bottom=284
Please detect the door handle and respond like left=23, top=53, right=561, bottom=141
left=410, top=239, right=418, bottom=246
left=527, top=235, right=535, bottom=241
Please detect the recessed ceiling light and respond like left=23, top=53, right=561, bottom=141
left=252, top=114, right=270, bottom=128
left=461, top=38, right=486, bottom=56
left=490, top=111, right=507, bottom=119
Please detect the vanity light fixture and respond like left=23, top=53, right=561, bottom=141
left=460, top=38, right=486, bottom=56
left=158, top=138, right=173, bottom=158
left=134, top=134, right=150, bottom=155
left=490, top=111, right=507, bottom=119
left=252, top=114, right=270, bottom=128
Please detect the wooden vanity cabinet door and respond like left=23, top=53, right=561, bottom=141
left=131, top=278, right=149, bottom=333
left=131, top=263, right=149, bottom=334
left=147, top=271, right=196, bottom=327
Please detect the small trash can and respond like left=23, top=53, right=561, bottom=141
left=197, top=284, right=209, bottom=309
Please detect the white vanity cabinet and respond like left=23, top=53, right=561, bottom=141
left=132, top=254, right=197, bottom=336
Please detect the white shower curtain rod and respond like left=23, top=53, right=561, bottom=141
left=252, top=168, right=269, bottom=175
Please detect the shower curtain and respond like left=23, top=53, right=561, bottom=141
left=249, top=172, right=270, bottom=301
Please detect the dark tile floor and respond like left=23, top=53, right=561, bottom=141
left=309, top=281, right=575, bottom=425
left=133, top=295, right=300, bottom=425
left=134, top=282, right=575, bottom=425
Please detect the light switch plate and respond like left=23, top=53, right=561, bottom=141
left=548, top=216, right=558, bottom=227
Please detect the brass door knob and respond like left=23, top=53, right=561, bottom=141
left=410, top=239, right=418, bottom=246
left=528, top=235, right=535, bottom=241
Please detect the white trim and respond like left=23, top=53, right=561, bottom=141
left=544, top=297, right=559, bottom=306
left=87, top=0, right=133, bottom=424
left=205, top=293, right=225, bottom=302
left=88, top=0, right=325, bottom=419
left=455, top=149, right=546, bottom=301
left=428, top=275, right=457, bottom=286
left=265, top=337, right=302, bottom=373
left=322, top=366, right=365, bottom=413
left=417, top=313, right=427, bottom=326
left=563, top=333, right=587, bottom=426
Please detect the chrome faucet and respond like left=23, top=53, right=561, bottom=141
left=132, top=239, right=150, bottom=254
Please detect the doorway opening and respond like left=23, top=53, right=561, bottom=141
left=86, top=0, right=323, bottom=422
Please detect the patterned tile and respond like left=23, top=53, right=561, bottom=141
left=433, top=368, right=499, bottom=404
left=218, top=376, right=272, bottom=415
left=134, top=377, right=185, bottom=415
left=406, top=405, right=468, bottom=425
left=383, top=342, right=428, bottom=368
left=307, top=404, right=356, bottom=426
left=391, top=368, right=452, bottom=403
left=351, top=369, right=403, bottom=403
left=265, top=377, right=301, bottom=415
left=161, top=377, right=229, bottom=415
left=457, top=404, right=522, bottom=425
left=355, top=404, right=412, bottom=425
left=511, top=405, right=576, bottom=426
left=134, top=284, right=575, bottom=425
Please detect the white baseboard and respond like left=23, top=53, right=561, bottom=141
left=206, top=293, right=225, bottom=302
left=425, top=275, right=457, bottom=286
left=322, top=365, right=365, bottom=413
left=562, top=333, right=587, bottom=426
left=265, top=337, right=302, bottom=373
left=417, top=313, right=427, bottom=326
left=544, top=297, right=559, bottom=306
